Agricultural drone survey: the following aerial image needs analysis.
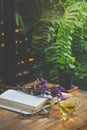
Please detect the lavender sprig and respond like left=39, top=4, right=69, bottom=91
left=41, top=78, right=66, bottom=100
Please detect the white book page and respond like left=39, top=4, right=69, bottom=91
left=0, top=89, right=48, bottom=107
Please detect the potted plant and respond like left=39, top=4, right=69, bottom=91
left=45, top=40, right=76, bottom=90
left=57, top=61, right=76, bottom=90
left=44, top=1, right=87, bottom=90
left=30, top=1, right=87, bottom=90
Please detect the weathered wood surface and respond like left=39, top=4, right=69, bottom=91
left=0, top=89, right=87, bottom=130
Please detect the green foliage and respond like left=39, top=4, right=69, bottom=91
left=15, top=0, right=87, bottom=88
left=31, top=19, right=59, bottom=81
left=31, top=0, right=87, bottom=84
left=15, top=0, right=42, bottom=33
left=72, top=24, right=87, bottom=90
left=45, top=1, right=87, bottom=73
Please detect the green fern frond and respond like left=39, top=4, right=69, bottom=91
left=15, top=11, right=26, bottom=34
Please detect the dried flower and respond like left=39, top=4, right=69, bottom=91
left=41, top=78, right=66, bottom=100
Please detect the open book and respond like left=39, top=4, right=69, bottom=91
left=0, top=89, right=73, bottom=115
left=0, top=89, right=51, bottom=115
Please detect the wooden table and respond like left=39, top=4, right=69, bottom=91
left=25, top=80, right=59, bottom=88
left=0, top=89, right=87, bottom=130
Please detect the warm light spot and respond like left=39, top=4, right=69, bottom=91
left=1, top=32, right=4, bottom=36
left=15, top=29, right=20, bottom=33
left=28, top=58, right=34, bottom=62
left=16, top=51, right=18, bottom=54
left=17, top=72, right=22, bottom=76
left=23, top=70, right=30, bottom=75
left=15, top=40, right=18, bottom=44
left=16, top=70, right=29, bottom=77
left=17, top=62, right=20, bottom=65
left=21, top=60, right=25, bottom=64
left=25, top=38, right=28, bottom=41
left=1, top=43, right=5, bottom=47
left=0, top=21, right=4, bottom=24
left=61, top=116, right=69, bottom=121
left=19, top=40, right=22, bottom=44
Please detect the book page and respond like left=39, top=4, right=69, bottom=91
left=0, top=89, right=48, bottom=114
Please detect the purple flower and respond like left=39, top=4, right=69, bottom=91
left=53, top=86, right=66, bottom=100
left=58, top=93, right=66, bottom=100
left=40, top=78, right=66, bottom=100
left=41, top=79, right=47, bottom=85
